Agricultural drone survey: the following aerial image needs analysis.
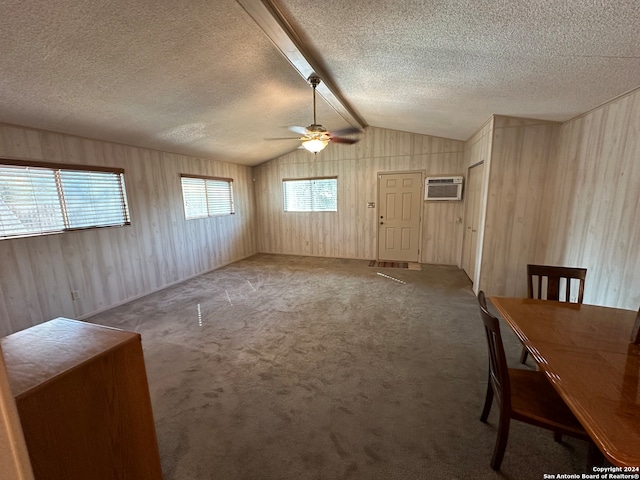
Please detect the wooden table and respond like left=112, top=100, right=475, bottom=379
left=490, top=297, right=640, bottom=468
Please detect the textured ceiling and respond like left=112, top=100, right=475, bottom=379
left=0, top=0, right=350, bottom=165
left=1, top=0, right=639, bottom=166
left=274, top=0, right=640, bottom=140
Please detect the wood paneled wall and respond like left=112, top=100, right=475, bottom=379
left=474, top=88, right=640, bottom=310
left=477, top=116, right=561, bottom=298
left=539, top=89, right=640, bottom=309
left=464, top=118, right=494, bottom=170
left=253, top=126, right=466, bottom=263
left=0, top=124, right=257, bottom=336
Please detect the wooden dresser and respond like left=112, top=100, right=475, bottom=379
left=1, top=318, right=163, bottom=480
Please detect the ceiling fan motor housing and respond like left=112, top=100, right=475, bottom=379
left=306, top=124, right=327, bottom=134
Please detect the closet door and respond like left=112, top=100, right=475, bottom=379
left=463, top=162, right=484, bottom=282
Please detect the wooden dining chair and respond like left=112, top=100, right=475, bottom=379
left=527, top=264, right=587, bottom=303
left=522, top=264, right=587, bottom=363
left=477, top=291, right=601, bottom=471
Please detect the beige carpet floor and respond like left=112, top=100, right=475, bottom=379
left=88, top=254, right=591, bottom=479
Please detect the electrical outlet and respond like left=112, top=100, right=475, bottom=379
left=71, top=290, right=80, bottom=300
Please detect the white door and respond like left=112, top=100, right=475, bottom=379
left=377, top=172, right=422, bottom=262
left=462, top=163, right=484, bottom=281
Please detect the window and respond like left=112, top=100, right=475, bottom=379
left=283, top=177, right=337, bottom=212
left=0, top=160, right=130, bottom=240
left=181, top=175, right=234, bottom=220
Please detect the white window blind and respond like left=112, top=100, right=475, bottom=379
left=60, top=170, right=130, bottom=228
left=181, top=175, right=234, bottom=220
left=181, top=177, right=208, bottom=219
left=0, top=162, right=130, bottom=240
left=283, top=177, right=337, bottom=212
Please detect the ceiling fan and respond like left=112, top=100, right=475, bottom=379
left=272, top=76, right=362, bottom=154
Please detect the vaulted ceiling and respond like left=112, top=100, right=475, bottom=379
left=1, top=0, right=639, bottom=166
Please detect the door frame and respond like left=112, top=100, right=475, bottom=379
left=376, top=170, right=424, bottom=262
left=462, top=160, right=487, bottom=292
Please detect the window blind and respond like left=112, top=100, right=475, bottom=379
left=181, top=177, right=208, bottom=219
left=206, top=179, right=234, bottom=216
left=0, top=163, right=130, bottom=239
left=181, top=175, right=234, bottom=220
left=59, top=170, right=130, bottom=228
left=283, top=178, right=337, bottom=212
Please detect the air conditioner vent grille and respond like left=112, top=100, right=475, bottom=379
left=428, top=185, right=459, bottom=198
left=425, top=176, right=463, bottom=201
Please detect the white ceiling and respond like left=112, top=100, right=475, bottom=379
left=1, top=0, right=639, bottom=166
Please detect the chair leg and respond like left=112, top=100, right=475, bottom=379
left=480, top=379, right=493, bottom=422
left=490, top=410, right=510, bottom=470
left=520, top=346, right=529, bottom=364
left=587, top=442, right=604, bottom=470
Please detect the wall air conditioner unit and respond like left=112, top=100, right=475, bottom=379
left=424, top=176, right=463, bottom=201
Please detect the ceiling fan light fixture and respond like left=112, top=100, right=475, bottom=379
left=266, top=75, right=359, bottom=153
left=301, top=138, right=329, bottom=153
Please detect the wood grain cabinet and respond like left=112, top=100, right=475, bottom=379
left=1, top=318, right=163, bottom=480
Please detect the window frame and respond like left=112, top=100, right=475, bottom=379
left=180, top=174, right=235, bottom=220
left=0, top=158, right=131, bottom=241
left=282, top=176, right=338, bottom=213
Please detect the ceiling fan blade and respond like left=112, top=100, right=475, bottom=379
left=265, top=137, right=301, bottom=141
left=330, top=137, right=360, bottom=145
left=288, top=126, right=309, bottom=135
left=330, top=127, right=362, bottom=137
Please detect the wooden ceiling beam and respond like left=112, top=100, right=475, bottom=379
left=237, top=0, right=366, bottom=130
